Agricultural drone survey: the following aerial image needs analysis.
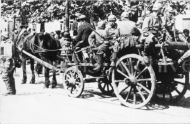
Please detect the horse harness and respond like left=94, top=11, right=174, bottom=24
left=15, top=30, right=61, bottom=54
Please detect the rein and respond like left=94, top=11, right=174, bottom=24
left=31, top=43, right=62, bottom=53
left=15, top=30, right=61, bottom=53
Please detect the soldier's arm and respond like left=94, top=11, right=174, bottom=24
left=131, top=27, right=141, bottom=36
left=88, top=32, right=96, bottom=46
left=178, top=33, right=188, bottom=43
left=73, top=26, right=84, bottom=44
left=142, top=16, right=150, bottom=33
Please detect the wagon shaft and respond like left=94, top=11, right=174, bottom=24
left=17, top=47, right=58, bottom=71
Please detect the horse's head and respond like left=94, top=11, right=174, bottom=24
left=35, top=32, right=61, bottom=60
left=37, top=33, right=57, bottom=50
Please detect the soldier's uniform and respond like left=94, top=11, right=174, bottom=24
left=141, top=3, right=163, bottom=58
left=88, top=21, right=107, bottom=48
left=119, top=11, right=141, bottom=49
left=90, top=14, right=120, bottom=71
left=0, top=40, right=16, bottom=95
left=163, top=9, right=176, bottom=41
left=73, top=15, right=93, bottom=48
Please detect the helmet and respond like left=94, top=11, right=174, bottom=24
left=97, top=21, right=106, bottom=29
left=108, top=14, right=116, bottom=22
left=75, top=13, right=81, bottom=17
left=159, top=0, right=166, bottom=3
left=77, top=15, right=86, bottom=20
left=169, top=10, right=175, bottom=14
left=121, top=12, right=129, bottom=18
left=152, top=3, right=162, bottom=11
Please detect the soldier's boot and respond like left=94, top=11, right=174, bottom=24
left=110, top=52, right=117, bottom=67
left=51, top=75, right=57, bottom=89
left=143, top=55, right=151, bottom=65
left=3, top=76, right=16, bottom=95
left=11, top=78, right=16, bottom=94
left=93, top=54, right=103, bottom=72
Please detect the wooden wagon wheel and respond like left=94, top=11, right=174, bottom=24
left=154, top=72, right=189, bottom=103
left=98, top=77, right=114, bottom=95
left=112, top=54, right=156, bottom=108
left=63, top=66, right=84, bottom=98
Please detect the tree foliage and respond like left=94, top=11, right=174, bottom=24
left=1, top=0, right=125, bottom=23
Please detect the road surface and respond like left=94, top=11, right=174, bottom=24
left=0, top=66, right=190, bottom=124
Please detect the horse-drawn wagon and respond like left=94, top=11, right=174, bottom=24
left=15, top=21, right=189, bottom=109
left=60, top=27, right=189, bottom=109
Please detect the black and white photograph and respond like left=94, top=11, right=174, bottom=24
left=0, top=0, right=190, bottom=123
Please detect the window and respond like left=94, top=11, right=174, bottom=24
left=0, top=47, right=4, bottom=55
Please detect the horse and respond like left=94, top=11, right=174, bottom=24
left=15, top=28, right=61, bottom=88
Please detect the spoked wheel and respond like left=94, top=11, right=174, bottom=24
left=155, top=72, right=189, bottom=103
left=112, top=54, right=156, bottom=109
left=63, top=66, right=84, bottom=98
left=98, top=78, right=114, bottom=95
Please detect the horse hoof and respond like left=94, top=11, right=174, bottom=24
left=51, top=84, right=57, bottom=89
left=44, top=85, right=49, bottom=88
left=30, top=81, right=35, bottom=84
left=21, top=81, right=26, bottom=84
left=22, top=78, right=27, bottom=84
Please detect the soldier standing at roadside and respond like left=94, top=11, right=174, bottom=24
left=0, top=40, right=16, bottom=95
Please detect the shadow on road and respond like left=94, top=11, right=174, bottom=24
left=82, top=89, right=115, bottom=99
left=174, top=97, right=190, bottom=109
left=56, top=84, right=64, bottom=89
left=146, top=96, right=190, bottom=110
left=81, top=89, right=170, bottom=110
left=15, top=92, right=45, bottom=96
left=144, top=101, right=170, bottom=110
left=35, top=81, right=44, bottom=84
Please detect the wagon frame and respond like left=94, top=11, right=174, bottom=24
left=16, top=33, right=190, bottom=109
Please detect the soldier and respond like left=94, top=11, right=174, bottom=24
left=142, top=3, right=163, bottom=38
left=88, top=21, right=107, bottom=48
left=72, top=15, right=93, bottom=49
left=118, top=11, right=141, bottom=53
left=71, top=13, right=81, bottom=36
left=183, top=29, right=190, bottom=43
left=93, top=14, right=120, bottom=71
left=0, top=40, right=16, bottom=95
left=55, top=30, right=62, bottom=40
left=164, top=8, right=176, bottom=41
left=120, top=11, right=141, bottom=38
left=88, top=21, right=107, bottom=71
left=141, top=3, right=164, bottom=62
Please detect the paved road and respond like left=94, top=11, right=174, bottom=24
left=0, top=67, right=190, bottom=124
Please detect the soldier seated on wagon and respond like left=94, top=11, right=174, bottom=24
left=72, top=14, right=93, bottom=50
left=88, top=14, right=120, bottom=72
left=141, top=3, right=165, bottom=63
left=88, top=13, right=141, bottom=72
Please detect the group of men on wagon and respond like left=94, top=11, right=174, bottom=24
left=71, top=2, right=190, bottom=72
left=1, top=0, right=190, bottom=95
left=71, top=12, right=141, bottom=72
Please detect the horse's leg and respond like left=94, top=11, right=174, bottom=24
left=22, top=57, right=27, bottom=84
left=35, top=62, right=43, bottom=75
left=51, top=61, right=57, bottom=88
left=30, top=59, right=35, bottom=84
left=44, top=67, right=50, bottom=88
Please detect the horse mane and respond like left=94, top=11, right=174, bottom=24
left=42, top=33, right=61, bottom=51
left=43, top=33, right=54, bottom=49
left=15, top=28, right=27, bottom=46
